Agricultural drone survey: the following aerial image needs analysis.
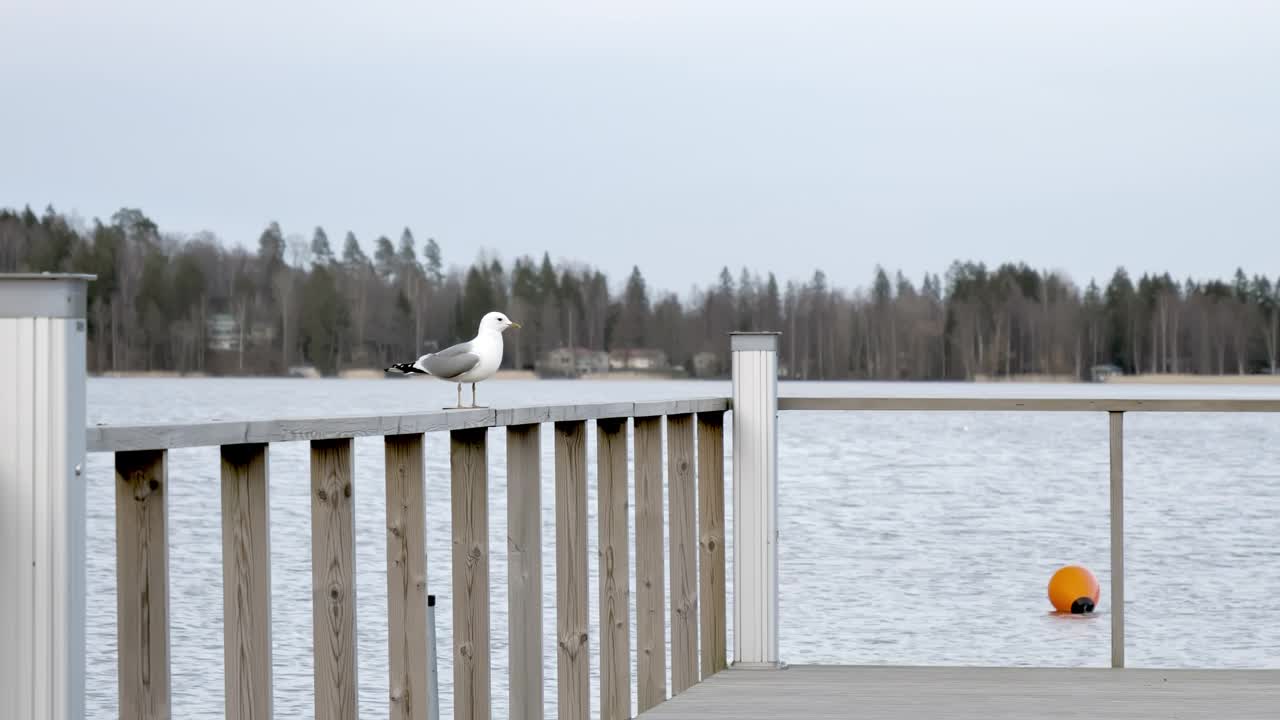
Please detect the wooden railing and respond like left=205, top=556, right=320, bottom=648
left=92, top=398, right=731, bottom=720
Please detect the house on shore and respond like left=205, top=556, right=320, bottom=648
left=608, top=348, right=669, bottom=372
left=1090, top=364, right=1124, bottom=382
left=536, top=347, right=610, bottom=378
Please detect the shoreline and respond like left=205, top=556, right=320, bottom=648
left=88, top=370, right=1280, bottom=385
left=1103, top=373, right=1280, bottom=385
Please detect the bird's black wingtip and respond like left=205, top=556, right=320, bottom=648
left=386, top=362, right=428, bottom=375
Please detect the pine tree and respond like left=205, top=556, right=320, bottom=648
left=374, top=235, right=396, bottom=279
left=423, top=237, right=444, bottom=286
left=342, top=232, right=369, bottom=267
left=459, top=265, right=496, bottom=337
left=398, top=228, right=419, bottom=270
left=257, top=221, right=285, bottom=281
left=300, top=265, right=345, bottom=375
left=311, top=227, right=334, bottom=265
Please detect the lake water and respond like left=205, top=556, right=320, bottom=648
left=84, top=378, right=1280, bottom=719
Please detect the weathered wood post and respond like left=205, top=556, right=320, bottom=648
left=730, top=332, right=781, bottom=668
left=0, top=273, right=93, bottom=720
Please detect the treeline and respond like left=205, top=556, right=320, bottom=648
left=2, top=204, right=1278, bottom=379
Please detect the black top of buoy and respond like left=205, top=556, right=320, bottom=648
left=1071, top=597, right=1095, bottom=614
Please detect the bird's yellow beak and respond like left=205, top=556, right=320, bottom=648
left=510, top=321, right=521, bottom=329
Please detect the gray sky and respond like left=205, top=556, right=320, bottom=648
left=3, top=0, right=1278, bottom=294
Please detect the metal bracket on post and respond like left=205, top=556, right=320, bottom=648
left=0, top=273, right=94, bottom=720
left=730, top=332, right=783, bottom=669
left=427, top=594, right=440, bottom=720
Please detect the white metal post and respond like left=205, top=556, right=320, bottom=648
left=1109, top=411, right=1125, bottom=669
left=730, top=332, right=781, bottom=668
left=0, top=273, right=93, bottom=720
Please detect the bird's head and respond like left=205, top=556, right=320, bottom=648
left=479, top=311, right=520, bottom=334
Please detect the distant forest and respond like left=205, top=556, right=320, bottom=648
left=3, top=204, right=1278, bottom=379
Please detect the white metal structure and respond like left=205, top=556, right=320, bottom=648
left=730, top=332, right=781, bottom=668
left=0, top=273, right=93, bottom=720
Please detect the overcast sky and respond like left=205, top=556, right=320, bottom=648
left=3, top=0, right=1278, bottom=294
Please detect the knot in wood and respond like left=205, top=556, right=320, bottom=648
left=343, top=483, right=352, bottom=498
left=329, top=587, right=340, bottom=601
left=316, top=488, right=328, bottom=501
left=131, top=473, right=159, bottom=501
left=707, top=539, right=717, bottom=551
left=458, top=642, right=473, bottom=659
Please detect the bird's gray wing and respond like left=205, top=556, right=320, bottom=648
left=421, top=341, right=481, bottom=380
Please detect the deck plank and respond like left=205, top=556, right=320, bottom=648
left=639, top=666, right=1280, bottom=719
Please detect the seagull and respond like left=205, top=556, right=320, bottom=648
left=384, top=311, right=520, bottom=408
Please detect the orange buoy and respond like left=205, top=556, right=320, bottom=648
left=1048, top=565, right=1100, bottom=614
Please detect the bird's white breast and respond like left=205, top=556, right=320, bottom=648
left=455, top=331, right=503, bottom=383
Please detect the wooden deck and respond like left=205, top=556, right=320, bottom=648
left=639, top=666, right=1280, bottom=719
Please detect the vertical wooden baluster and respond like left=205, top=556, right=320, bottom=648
left=696, top=411, right=727, bottom=678
left=385, top=434, right=428, bottom=720
left=555, top=420, right=590, bottom=720
left=451, top=428, right=491, bottom=720
left=310, top=438, right=357, bottom=720
left=221, top=443, right=273, bottom=720
left=634, top=416, right=667, bottom=711
left=597, top=417, right=631, bottom=720
left=115, top=449, right=171, bottom=720
left=667, top=414, right=698, bottom=694
left=507, top=424, right=544, bottom=720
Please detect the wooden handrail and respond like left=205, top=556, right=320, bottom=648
left=87, top=397, right=731, bottom=452
left=779, top=397, right=1280, bottom=412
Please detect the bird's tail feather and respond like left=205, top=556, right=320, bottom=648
left=385, top=361, right=429, bottom=375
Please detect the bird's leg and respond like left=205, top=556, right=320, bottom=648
left=471, top=383, right=478, bottom=408
left=456, top=383, right=463, bottom=409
